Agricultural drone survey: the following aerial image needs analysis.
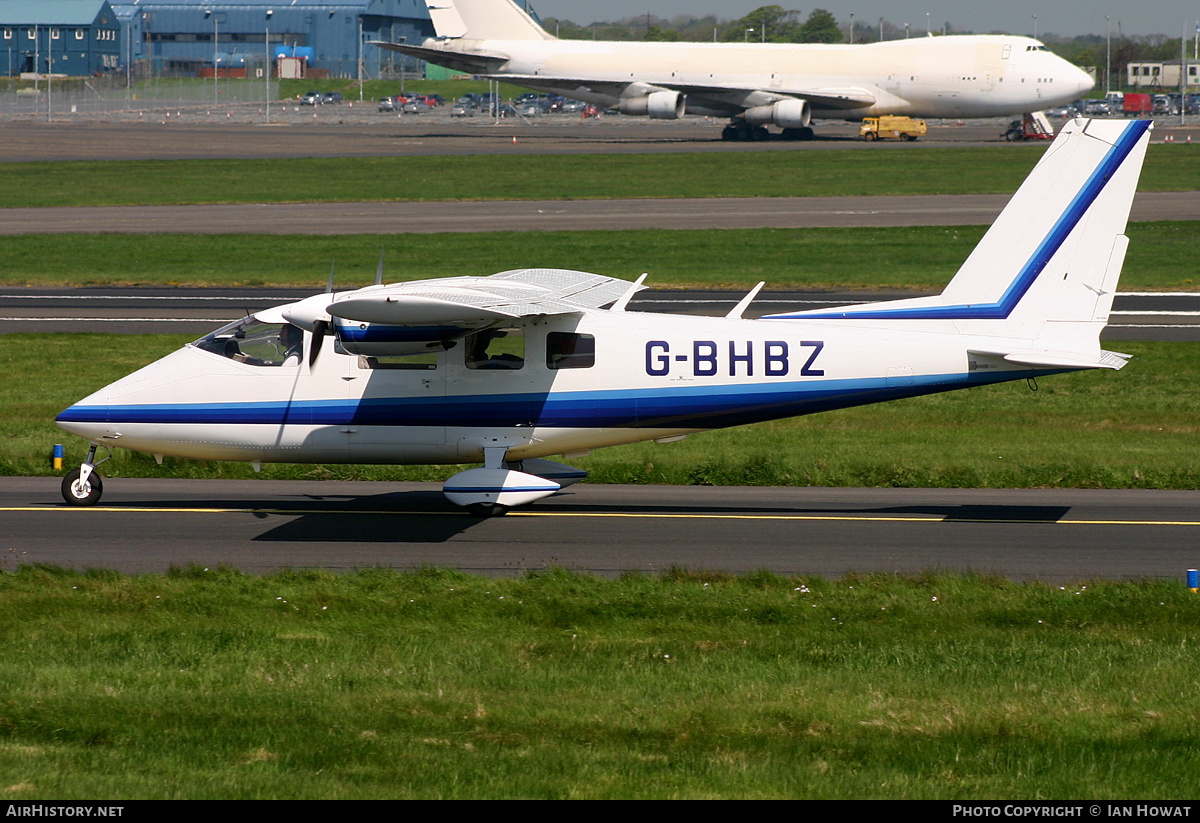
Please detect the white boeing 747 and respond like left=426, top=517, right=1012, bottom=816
left=57, top=119, right=1150, bottom=515
left=377, top=0, right=1094, bottom=140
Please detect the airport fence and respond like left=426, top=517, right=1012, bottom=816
left=0, top=75, right=277, bottom=119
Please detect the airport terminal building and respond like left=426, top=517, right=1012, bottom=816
left=2, top=0, right=434, bottom=78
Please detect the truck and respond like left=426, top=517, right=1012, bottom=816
left=860, top=116, right=927, bottom=141
left=1123, top=93, right=1153, bottom=116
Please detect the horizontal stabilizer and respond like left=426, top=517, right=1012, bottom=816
left=970, top=348, right=1131, bottom=371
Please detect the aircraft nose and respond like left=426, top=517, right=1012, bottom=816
left=1073, top=65, right=1095, bottom=97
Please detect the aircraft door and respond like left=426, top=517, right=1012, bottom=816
left=345, top=349, right=451, bottom=463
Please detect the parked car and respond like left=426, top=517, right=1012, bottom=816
left=322, top=92, right=343, bottom=104
left=378, top=97, right=398, bottom=112
left=299, top=91, right=323, bottom=106
left=1082, top=99, right=1111, bottom=115
left=1045, top=105, right=1079, bottom=119
left=450, top=102, right=477, bottom=117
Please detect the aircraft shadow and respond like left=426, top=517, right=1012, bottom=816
left=232, top=490, right=1073, bottom=545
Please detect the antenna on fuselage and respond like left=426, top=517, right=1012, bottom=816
left=610, top=273, right=648, bottom=312
left=726, top=282, right=765, bottom=319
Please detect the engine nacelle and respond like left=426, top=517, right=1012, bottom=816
left=619, top=90, right=685, bottom=119
left=743, top=98, right=810, bottom=129
left=331, top=318, right=476, bottom=356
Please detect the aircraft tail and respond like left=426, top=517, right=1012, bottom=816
left=426, top=0, right=554, bottom=41
left=767, top=118, right=1152, bottom=366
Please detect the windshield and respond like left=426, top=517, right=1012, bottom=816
left=191, top=317, right=303, bottom=367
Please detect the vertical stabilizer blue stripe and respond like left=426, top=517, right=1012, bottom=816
left=766, top=119, right=1150, bottom=322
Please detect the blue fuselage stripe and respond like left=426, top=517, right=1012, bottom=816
left=55, top=370, right=1049, bottom=432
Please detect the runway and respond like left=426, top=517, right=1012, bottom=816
left=2, top=192, right=1197, bottom=236
left=4, top=478, right=1197, bottom=582
left=3, top=286, right=1198, bottom=340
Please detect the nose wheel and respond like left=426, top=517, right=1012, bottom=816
left=60, top=445, right=106, bottom=506
left=62, top=468, right=103, bottom=506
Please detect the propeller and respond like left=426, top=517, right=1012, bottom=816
left=309, top=318, right=329, bottom=367
left=374, top=247, right=385, bottom=286
left=307, top=262, right=336, bottom=368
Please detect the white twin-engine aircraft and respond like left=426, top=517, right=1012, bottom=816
left=57, top=119, right=1150, bottom=516
left=378, top=0, right=1094, bottom=140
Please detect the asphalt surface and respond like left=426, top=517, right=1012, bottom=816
left=4, top=191, right=1198, bottom=235
left=3, top=286, right=1197, bottom=340
left=5, top=478, right=1199, bottom=582
left=3, top=109, right=1199, bottom=160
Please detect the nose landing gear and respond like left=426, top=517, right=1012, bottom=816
left=61, top=445, right=107, bottom=506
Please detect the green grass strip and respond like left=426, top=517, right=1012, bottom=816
left=6, top=335, right=1198, bottom=489
left=1, top=144, right=1196, bottom=207
left=2, top=222, right=1198, bottom=291
left=0, top=566, right=1197, bottom=799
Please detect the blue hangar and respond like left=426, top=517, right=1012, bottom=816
left=1, top=1, right=435, bottom=78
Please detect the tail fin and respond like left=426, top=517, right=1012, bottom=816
left=426, top=0, right=554, bottom=41
left=768, top=119, right=1152, bottom=357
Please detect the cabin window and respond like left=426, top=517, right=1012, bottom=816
left=191, top=318, right=303, bottom=367
left=465, top=327, right=524, bottom=370
left=546, top=332, right=595, bottom=370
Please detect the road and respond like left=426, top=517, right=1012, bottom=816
left=4, top=478, right=1198, bottom=582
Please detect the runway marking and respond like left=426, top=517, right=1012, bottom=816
left=6, top=506, right=1199, bottom=526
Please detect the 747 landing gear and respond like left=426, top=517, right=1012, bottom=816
left=721, top=122, right=815, bottom=142
left=61, top=445, right=106, bottom=506
left=721, top=122, right=770, bottom=142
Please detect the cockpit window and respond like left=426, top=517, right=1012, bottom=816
left=192, top=317, right=303, bottom=367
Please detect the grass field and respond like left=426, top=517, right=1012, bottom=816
left=1, top=143, right=1197, bottom=208
left=1, top=565, right=1197, bottom=799
left=6, top=334, right=1197, bottom=489
left=2, top=221, right=1197, bottom=291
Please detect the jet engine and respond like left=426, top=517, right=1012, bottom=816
left=743, top=98, right=810, bottom=129
left=619, top=90, right=685, bottom=119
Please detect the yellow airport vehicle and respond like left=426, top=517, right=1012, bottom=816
left=860, top=116, right=928, bottom=141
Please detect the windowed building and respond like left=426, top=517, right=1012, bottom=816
left=1, top=1, right=121, bottom=76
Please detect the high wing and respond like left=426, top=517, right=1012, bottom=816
left=275, top=268, right=642, bottom=358
left=328, top=268, right=639, bottom=326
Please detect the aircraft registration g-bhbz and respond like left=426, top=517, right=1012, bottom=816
left=378, top=0, right=1094, bottom=140
left=57, top=119, right=1150, bottom=515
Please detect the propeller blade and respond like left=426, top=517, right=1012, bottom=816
left=309, top=319, right=327, bottom=367
left=375, top=247, right=385, bottom=286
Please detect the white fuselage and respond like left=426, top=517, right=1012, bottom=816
left=56, top=308, right=1049, bottom=468
left=430, top=34, right=1093, bottom=118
